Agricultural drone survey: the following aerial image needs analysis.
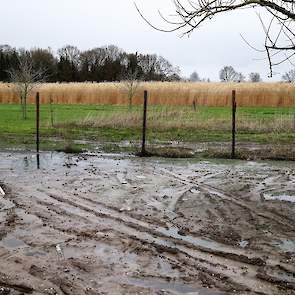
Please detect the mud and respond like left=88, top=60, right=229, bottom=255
left=0, top=151, right=295, bottom=294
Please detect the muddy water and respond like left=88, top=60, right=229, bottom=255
left=117, top=277, right=224, bottom=294
left=263, top=192, right=295, bottom=203
left=0, top=151, right=295, bottom=294
left=0, top=236, right=28, bottom=249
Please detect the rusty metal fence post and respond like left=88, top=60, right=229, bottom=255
left=231, top=90, right=237, bottom=159
left=141, top=90, right=148, bottom=156
left=36, top=92, right=40, bottom=169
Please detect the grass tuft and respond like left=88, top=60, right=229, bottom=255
left=55, top=143, right=85, bottom=154
left=145, top=147, right=195, bottom=158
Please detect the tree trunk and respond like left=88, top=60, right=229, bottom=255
left=23, top=87, right=28, bottom=120
left=129, top=96, right=132, bottom=110
left=23, top=96, right=27, bottom=120
left=20, top=95, right=25, bottom=120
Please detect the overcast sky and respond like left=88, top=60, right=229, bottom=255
left=0, top=0, right=291, bottom=81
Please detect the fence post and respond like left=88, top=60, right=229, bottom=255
left=193, top=99, right=197, bottom=112
left=141, top=90, right=148, bottom=156
left=36, top=92, right=40, bottom=169
left=231, top=90, right=237, bottom=159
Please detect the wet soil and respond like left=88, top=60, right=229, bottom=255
left=0, top=152, right=295, bottom=294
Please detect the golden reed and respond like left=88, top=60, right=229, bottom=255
left=0, top=82, right=294, bottom=107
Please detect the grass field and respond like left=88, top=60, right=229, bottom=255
left=1, top=81, right=295, bottom=107
left=1, top=103, right=295, bottom=153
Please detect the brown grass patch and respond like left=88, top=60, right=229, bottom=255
left=54, top=108, right=295, bottom=134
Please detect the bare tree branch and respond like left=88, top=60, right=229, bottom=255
left=135, top=0, right=295, bottom=76
left=8, top=54, right=46, bottom=119
left=121, top=70, right=141, bottom=109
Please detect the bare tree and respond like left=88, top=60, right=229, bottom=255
left=136, top=1, right=295, bottom=76
left=219, top=66, right=238, bottom=82
left=189, top=71, right=201, bottom=82
left=155, top=56, right=181, bottom=81
left=105, top=45, right=123, bottom=62
left=8, top=54, right=45, bottom=119
left=282, top=69, right=295, bottom=82
left=235, top=72, right=246, bottom=83
left=121, top=70, right=141, bottom=110
left=58, top=45, right=80, bottom=67
left=249, top=72, right=262, bottom=82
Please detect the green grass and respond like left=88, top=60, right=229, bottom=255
left=0, top=103, right=295, bottom=151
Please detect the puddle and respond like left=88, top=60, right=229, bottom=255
left=273, top=271, right=295, bottom=283
left=0, top=151, right=136, bottom=176
left=63, top=246, right=83, bottom=259
left=239, top=240, right=249, bottom=248
left=0, top=198, right=15, bottom=211
left=158, top=227, right=222, bottom=251
left=1, top=152, right=67, bottom=172
left=2, top=152, right=93, bottom=173
left=189, top=188, right=199, bottom=194
left=0, top=237, right=28, bottom=249
left=25, top=250, right=46, bottom=257
left=0, top=286, right=24, bottom=295
left=95, top=245, right=137, bottom=265
left=119, top=277, right=224, bottom=294
left=264, top=193, right=295, bottom=203
left=274, top=239, right=295, bottom=252
left=63, top=243, right=138, bottom=267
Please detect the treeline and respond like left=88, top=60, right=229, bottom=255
left=0, top=44, right=181, bottom=82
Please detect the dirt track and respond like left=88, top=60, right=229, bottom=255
left=0, top=152, right=295, bottom=295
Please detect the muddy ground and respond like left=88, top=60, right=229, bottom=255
left=0, top=152, right=295, bottom=295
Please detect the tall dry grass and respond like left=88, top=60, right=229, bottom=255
left=56, top=107, right=295, bottom=134
left=0, top=81, right=295, bottom=107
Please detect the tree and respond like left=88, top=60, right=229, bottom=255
left=58, top=45, right=80, bottom=66
left=189, top=71, right=201, bottom=82
left=57, top=45, right=80, bottom=81
left=0, top=45, right=19, bottom=81
left=235, top=72, right=245, bottom=83
left=30, top=48, right=57, bottom=82
left=121, top=70, right=141, bottom=109
left=8, top=54, right=45, bottom=119
left=0, top=44, right=181, bottom=83
left=249, top=72, right=262, bottom=82
left=282, top=69, right=295, bottom=83
left=79, top=47, right=110, bottom=82
left=156, top=56, right=181, bottom=81
left=137, top=53, right=180, bottom=81
left=219, top=66, right=238, bottom=82
left=105, top=45, right=123, bottom=62
left=137, top=54, right=158, bottom=81
left=136, top=1, right=295, bottom=75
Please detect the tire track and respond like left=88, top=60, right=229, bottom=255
left=158, top=168, right=295, bottom=231
left=28, top=188, right=290, bottom=295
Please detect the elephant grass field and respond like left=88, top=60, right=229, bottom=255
left=1, top=81, right=295, bottom=106
left=1, top=81, right=295, bottom=159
